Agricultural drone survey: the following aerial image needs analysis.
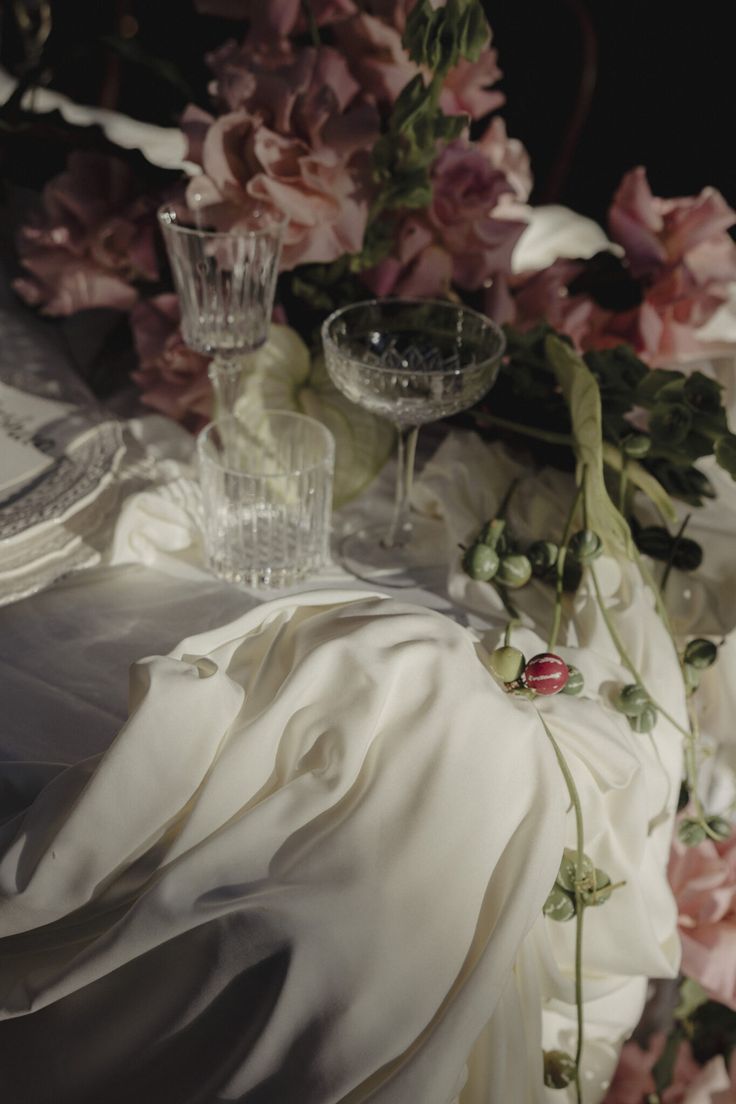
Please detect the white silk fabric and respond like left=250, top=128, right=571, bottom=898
left=0, top=590, right=567, bottom=1103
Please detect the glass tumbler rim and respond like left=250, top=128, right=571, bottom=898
left=197, top=411, right=335, bottom=480
left=157, top=201, right=288, bottom=239
left=321, top=297, right=506, bottom=376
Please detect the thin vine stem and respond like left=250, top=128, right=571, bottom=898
left=547, top=481, right=585, bottom=653
left=538, top=712, right=585, bottom=1104
left=660, top=513, right=692, bottom=596
left=473, top=413, right=574, bottom=447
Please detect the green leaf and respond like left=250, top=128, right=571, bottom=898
left=602, top=443, right=677, bottom=524
left=236, top=325, right=394, bottom=507
left=715, top=434, right=736, bottom=479
left=636, top=368, right=684, bottom=404
left=546, top=335, right=633, bottom=556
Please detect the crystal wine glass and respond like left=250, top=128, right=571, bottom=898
left=158, top=201, right=286, bottom=418
left=322, top=298, right=506, bottom=584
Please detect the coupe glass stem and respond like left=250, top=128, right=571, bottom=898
left=383, top=424, right=419, bottom=549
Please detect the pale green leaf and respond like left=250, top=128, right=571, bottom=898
left=601, top=443, right=678, bottom=525
left=546, top=335, right=633, bottom=556
left=235, top=325, right=394, bottom=507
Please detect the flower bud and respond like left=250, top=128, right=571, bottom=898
left=706, top=815, right=732, bottom=842
left=568, top=528, right=603, bottom=563
left=543, top=885, right=576, bottom=922
left=684, top=638, right=718, bottom=670
left=487, top=645, right=525, bottom=684
left=543, top=1050, right=577, bottom=1089
left=621, top=433, right=651, bottom=458
left=462, top=543, right=499, bottom=582
left=561, top=665, right=584, bottom=696
left=527, top=540, right=558, bottom=574
left=678, top=818, right=708, bottom=846
left=615, top=683, right=650, bottom=717
left=496, top=553, right=532, bottom=589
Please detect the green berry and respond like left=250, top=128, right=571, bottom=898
left=580, top=869, right=613, bottom=907
left=463, top=543, right=500, bottom=582
left=678, top=818, right=707, bottom=846
left=543, top=1050, right=577, bottom=1089
left=479, top=517, right=506, bottom=550
left=556, top=848, right=594, bottom=893
left=568, top=528, right=603, bottom=563
left=561, top=665, right=584, bottom=696
left=616, top=683, right=651, bottom=717
left=527, top=540, right=558, bottom=574
left=707, top=815, right=732, bottom=842
left=496, top=553, right=532, bottom=589
left=543, top=885, right=576, bottom=922
left=684, top=638, right=718, bottom=670
left=621, top=433, right=651, bottom=458
left=628, top=704, right=657, bottom=733
left=487, top=645, right=525, bottom=684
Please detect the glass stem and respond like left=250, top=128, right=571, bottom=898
left=209, top=352, right=257, bottom=421
left=384, top=424, right=419, bottom=549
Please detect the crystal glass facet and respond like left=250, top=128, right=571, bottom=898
left=158, top=203, right=286, bottom=415
left=322, top=298, right=505, bottom=584
left=197, top=412, right=334, bottom=589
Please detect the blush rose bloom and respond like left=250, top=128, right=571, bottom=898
left=181, top=43, right=378, bottom=270
left=131, top=295, right=212, bottom=434
left=668, top=822, right=736, bottom=1011
left=363, top=132, right=528, bottom=298
left=511, top=168, right=736, bottom=367
left=14, top=153, right=158, bottom=316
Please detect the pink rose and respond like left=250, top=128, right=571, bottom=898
left=669, top=819, right=736, bottom=1011
left=428, top=139, right=527, bottom=289
left=476, top=116, right=533, bottom=203
left=14, top=153, right=158, bottom=316
left=131, top=295, right=212, bottom=433
left=181, top=39, right=378, bottom=271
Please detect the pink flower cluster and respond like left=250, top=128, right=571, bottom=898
left=14, top=153, right=158, bottom=316
left=603, top=1034, right=736, bottom=1104
left=511, top=167, right=736, bottom=366
left=669, top=819, right=736, bottom=1012
left=130, top=294, right=212, bottom=433
left=183, top=0, right=526, bottom=279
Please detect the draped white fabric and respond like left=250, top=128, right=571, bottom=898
left=0, top=590, right=567, bottom=1104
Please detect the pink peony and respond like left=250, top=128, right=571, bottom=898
left=668, top=819, right=736, bottom=1012
left=14, top=153, right=158, bottom=316
left=130, top=295, right=212, bottom=433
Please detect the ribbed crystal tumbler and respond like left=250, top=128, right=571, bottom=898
left=197, top=412, right=335, bottom=588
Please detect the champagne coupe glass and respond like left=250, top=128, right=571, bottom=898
left=158, top=201, right=286, bottom=419
left=322, top=298, right=505, bottom=584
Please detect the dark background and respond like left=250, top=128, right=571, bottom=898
left=1, top=0, right=733, bottom=227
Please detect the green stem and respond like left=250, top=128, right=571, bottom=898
left=632, top=544, right=674, bottom=636
left=661, top=514, right=692, bottom=596
left=547, top=481, right=585, bottom=653
left=504, top=619, right=519, bottom=647
left=618, top=455, right=629, bottom=515
left=539, top=713, right=585, bottom=1104
left=589, top=562, right=719, bottom=839
left=473, top=413, right=574, bottom=448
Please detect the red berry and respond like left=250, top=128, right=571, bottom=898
left=524, top=653, right=569, bottom=695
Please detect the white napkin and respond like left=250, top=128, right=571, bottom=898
left=0, top=590, right=566, bottom=1104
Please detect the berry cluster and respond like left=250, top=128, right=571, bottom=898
left=486, top=645, right=583, bottom=698
left=462, top=515, right=602, bottom=595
